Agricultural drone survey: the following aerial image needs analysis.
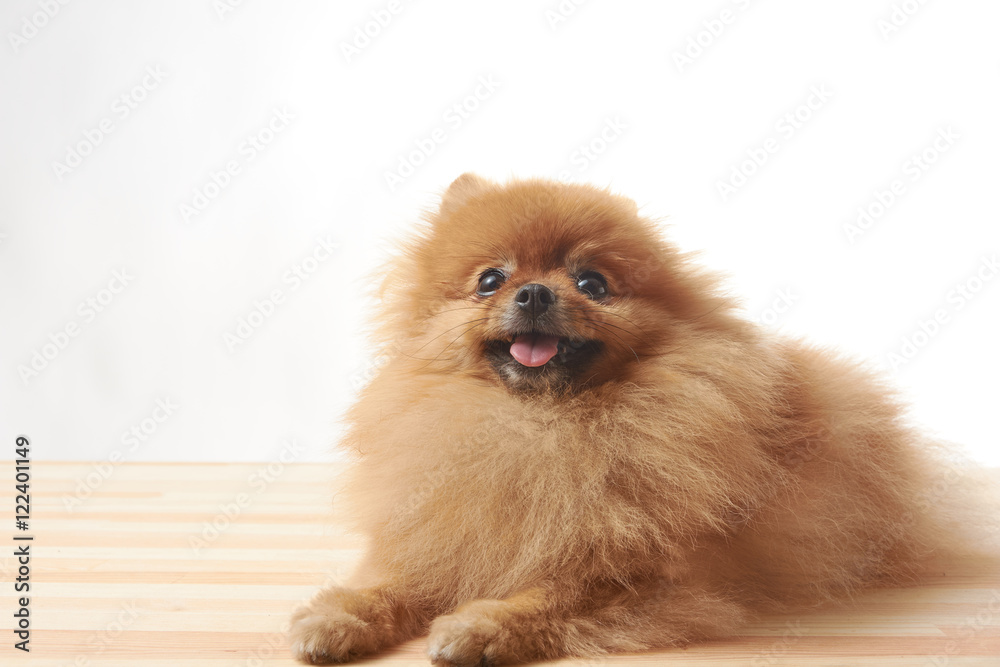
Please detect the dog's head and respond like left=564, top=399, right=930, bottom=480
left=381, top=174, right=731, bottom=393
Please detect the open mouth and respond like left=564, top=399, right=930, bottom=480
left=486, top=333, right=600, bottom=370
left=509, top=333, right=561, bottom=367
left=483, top=333, right=603, bottom=390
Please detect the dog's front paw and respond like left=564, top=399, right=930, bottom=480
left=427, top=609, right=504, bottom=667
left=289, top=606, right=379, bottom=664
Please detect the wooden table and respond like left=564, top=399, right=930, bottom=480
left=3, top=462, right=998, bottom=666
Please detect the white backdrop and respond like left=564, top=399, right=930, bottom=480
left=1, top=0, right=997, bottom=465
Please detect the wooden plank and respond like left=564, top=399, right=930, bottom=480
left=0, top=462, right=997, bottom=666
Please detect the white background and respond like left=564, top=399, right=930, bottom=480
left=1, top=0, right=997, bottom=465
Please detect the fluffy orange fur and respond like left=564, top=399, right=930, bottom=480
left=291, top=174, right=975, bottom=665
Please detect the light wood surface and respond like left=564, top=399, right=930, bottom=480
left=2, top=462, right=998, bottom=666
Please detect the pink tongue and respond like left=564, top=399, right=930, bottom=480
left=509, top=334, right=560, bottom=367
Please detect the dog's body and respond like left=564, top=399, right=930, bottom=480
left=291, top=175, right=961, bottom=665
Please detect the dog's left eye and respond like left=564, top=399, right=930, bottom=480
left=576, top=271, right=608, bottom=299
left=476, top=269, right=506, bottom=296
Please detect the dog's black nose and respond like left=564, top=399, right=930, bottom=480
left=515, top=283, right=555, bottom=318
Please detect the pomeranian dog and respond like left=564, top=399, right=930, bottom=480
left=290, top=174, right=968, bottom=665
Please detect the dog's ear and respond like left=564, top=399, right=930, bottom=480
left=440, top=172, right=490, bottom=215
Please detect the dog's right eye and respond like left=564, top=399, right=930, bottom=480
left=476, top=269, right=506, bottom=296
left=576, top=270, right=608, bottom=299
